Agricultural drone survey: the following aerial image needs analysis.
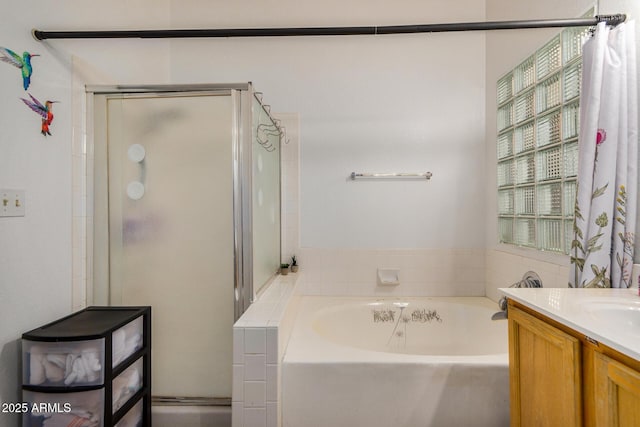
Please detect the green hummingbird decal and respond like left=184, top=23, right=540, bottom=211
left=0, top=47, right=39, bottom=90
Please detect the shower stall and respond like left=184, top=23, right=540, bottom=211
left=89, top=83, right=281, bottom=405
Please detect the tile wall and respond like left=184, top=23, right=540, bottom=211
left=71, top=59, right=90, bottom=311
left=277, top=113, right=300, bottom=265
left=233, top=274, right=300, bottom=427
left=295, top=248, right=486, bottom=297
left=485, top=247, right=571, bottom=302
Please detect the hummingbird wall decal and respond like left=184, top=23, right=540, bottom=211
left=20, top=94, right=58, bottom=136
left=0, top=47, right=39, bottom=90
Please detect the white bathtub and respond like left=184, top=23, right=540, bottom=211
left=282, top=296, right=509, bottom=427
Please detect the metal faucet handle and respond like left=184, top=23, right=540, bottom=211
left=510, top=271, right=543, bottom=288
left=492, top=271, right=542, bottom=321
left=521, top=271, right=542, bottom=288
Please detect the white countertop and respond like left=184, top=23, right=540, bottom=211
left=499, top=287, right=640, bottom=361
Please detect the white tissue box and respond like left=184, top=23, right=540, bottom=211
left=22, top=339, right=105, bottom=387
left=22, top=388, right=104, bottom=427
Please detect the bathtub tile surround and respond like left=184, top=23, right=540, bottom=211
left=244, top=328, right=267, bottom=354
left=233, top=273, right=300, bottom=427
left=296, top=248, right=485, bottom=296
left=485, top=248, right=571, bottom=302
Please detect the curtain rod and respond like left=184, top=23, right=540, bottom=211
left=32, top=14, right=626, bottom=40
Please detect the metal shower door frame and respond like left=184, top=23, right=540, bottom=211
left=87, top=83, right=256, bottom=322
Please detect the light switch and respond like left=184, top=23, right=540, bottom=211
left=0, top=189, right=25, bottom=217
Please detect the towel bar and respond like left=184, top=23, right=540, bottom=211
left=350, top=172, right=432, bottom=180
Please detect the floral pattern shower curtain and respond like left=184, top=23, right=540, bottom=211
left=570, top=21, right=638, bottom=288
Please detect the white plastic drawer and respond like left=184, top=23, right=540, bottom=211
left=22, top=339, right=105, bottom=387
left=113, top=357, right=144, bottom=414
left=22, top=388, right=104, bottom=427
left=115, top=399, right=143, bottom=427
left=112, top=316, right=143, bottom=368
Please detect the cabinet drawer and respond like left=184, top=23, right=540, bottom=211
left=23, top=339, right=105, bottom=387
left=22, top=388, right=104, bottom=427
left=115, top=399, right=143, bottom=427
left=113, top=357, right=144, bottom=413
left=113, top=317, right=144, bottom=368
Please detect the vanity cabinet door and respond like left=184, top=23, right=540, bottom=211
left=593, top=351, right=640, bottom=426
left=508, top=305, right=582, bottom=427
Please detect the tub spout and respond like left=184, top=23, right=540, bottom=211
left=491, top=311, right=507, bottom=320
left=491, top=296, right=509, bottom=320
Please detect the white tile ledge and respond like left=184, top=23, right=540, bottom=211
left=234, top=272, right=299, bottom=329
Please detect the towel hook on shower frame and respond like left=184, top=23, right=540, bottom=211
left=254, top=98, right=289, bottom=151
left=254, top=93, right=289, bottom=144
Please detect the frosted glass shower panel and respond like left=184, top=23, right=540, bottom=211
left=106, top=94, right=234, bottom=398
left=252, top=97, right=281, bottom=294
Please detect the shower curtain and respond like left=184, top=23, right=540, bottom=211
left=569, top=21, right=638, bottom=288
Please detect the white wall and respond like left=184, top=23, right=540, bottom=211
left=167, top=1, right=487, bottom=249
left=169, top=2, right=488, bottom=295
left=168, top=1, right=488, bottom=298
left=0, top=3, right=171, bottom=425
left=1, top=0, right=639, bottom=424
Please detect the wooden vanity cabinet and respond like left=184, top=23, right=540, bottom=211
left=507, top=300, right=640, bottom=427
left=591, top=349, right=640, bottom=426
left=508, top=303, right=582, bottom=427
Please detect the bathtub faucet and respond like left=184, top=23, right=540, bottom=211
left=491, top=271, right=542, bottom=320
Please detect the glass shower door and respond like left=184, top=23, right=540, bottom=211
left=106, top=93, right=234, bottom=398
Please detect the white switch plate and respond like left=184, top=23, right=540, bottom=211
left=0, top=189, right=25, bottom=217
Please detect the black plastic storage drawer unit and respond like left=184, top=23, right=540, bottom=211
left=22, top=306, right=151, bottom=427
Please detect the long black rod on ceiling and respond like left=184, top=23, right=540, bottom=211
left=32, top=14, right=626, bottom=40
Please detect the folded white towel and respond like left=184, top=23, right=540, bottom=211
left=64, top=351, right=103, bottom=385
left=29, top=343, right=103, bottom=385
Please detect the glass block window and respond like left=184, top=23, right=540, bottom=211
left=496, top=12, right=592, bottom=253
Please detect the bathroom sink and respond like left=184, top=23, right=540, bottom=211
left=582, top=299, right=640, bottom=330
